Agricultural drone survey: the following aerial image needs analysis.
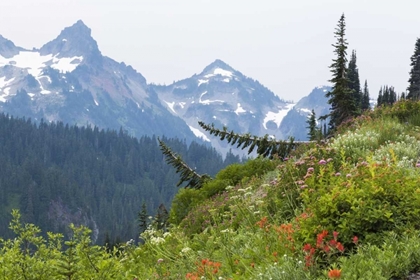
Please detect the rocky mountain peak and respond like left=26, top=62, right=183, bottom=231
left=200, top=59, right=236, bottom=78
left=0, top=35, right=23, bottom=58
left=39, top=20, right=101, bottom=59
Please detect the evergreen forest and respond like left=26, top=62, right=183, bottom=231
left=0, top=114, right=240, bottom=244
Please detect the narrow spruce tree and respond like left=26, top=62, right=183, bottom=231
left=347, top=50, right=362, bottom=111
left=306, top=109, right=318, bottom=141
left=407, top=37, right=420, bottom=100
left=400, top=91, right=406, bottom=100
left=361, top=80, right=370, bottom=111
left=138, top=202, right=148, bottom=235
left=389, top=86, right=397, bottom=105
left=377, top=87, right=383, bottom=106
left=154, top=203, right=169, bottom=231
left=326, top=14, right=357, bottom=131
left=382, top=86, right=390, bottom=105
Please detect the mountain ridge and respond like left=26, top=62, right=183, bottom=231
left=0, top=20, right=331, bottom=152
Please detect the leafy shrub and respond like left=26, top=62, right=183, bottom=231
left=297, top=159, right=420, bottom=246
left=169, top=157, right=278, bottom=226
left=339, top=231, right=420, bottom=279
left=370, top=99, right=420, bottom=122
left=328, top=117, right=414, bottom=163
left=169, top=188, right=203, bottom=225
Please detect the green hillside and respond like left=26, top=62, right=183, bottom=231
left=1, top=100, right=420, bottom=279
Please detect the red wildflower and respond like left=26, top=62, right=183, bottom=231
left=353, top=236, right=359, bottom=245
left=317, top=230, right=328, bottom=247
left=256, top=216, right=268, bottom=229
left=303, top=243, right=312, bottom=252
left=333, top=231, right=339, bottom=241
left=336, top=242, right=344, bottom=252
left=328, top=269, right=341, bottom=279
left=329, top=239, right=337, bottom=247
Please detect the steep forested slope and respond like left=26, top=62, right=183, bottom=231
left=0, top=114, right=239, bottom=244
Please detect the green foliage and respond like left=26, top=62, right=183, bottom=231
left=370, top=99, right=420, bottom=123
left=199, top=121, right=297, bottom=159
left=297, top=157, right=420, bottom=246
left=169, top=188, right=203, bottom=225
left=169, top=157, right=278, bottom=227
left=158, top=138, right=211, bottom=189
left=339, top=232, right=420, bottom=279
left=0, top=210, right=123, bottom=280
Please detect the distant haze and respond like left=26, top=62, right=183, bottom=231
left=0, top=0, right=418, bottom=101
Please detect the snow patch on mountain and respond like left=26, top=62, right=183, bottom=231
left=204, top=68, right=234, bottom=79
left=189, top=125, right=210, bottom=142
left=0, top=51, right=83, bottom=77
left=50, top=55, right=83, bottom=72
left=198, top=79, right=208, bottom=86
left=234, top=103, right=246, bottom=115
left=263, top=103, right=295, bottom=129
left=0, top=76, right=14, bottom=88
left=199, top=91, right=224, bottom=105
left=214, top=68, right=233, bottom=77
left=298, top=108, right=312, bottom=114
left=164, top=100, right=177, bottom=113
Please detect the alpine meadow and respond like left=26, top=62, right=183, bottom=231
left=2, top=12, right=420, bottom=280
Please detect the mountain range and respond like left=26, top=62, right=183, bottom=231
left=0, top=20, right=330, bottom=153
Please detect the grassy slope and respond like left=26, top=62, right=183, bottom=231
left=2, top=100, right=420, bottom=279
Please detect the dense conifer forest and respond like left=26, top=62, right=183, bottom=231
left=0, top=114, right=240, bottom=244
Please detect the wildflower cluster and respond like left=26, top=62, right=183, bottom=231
left=186, top=258, right=222, bottom=279
left=302, top=230, right=346, bottom=268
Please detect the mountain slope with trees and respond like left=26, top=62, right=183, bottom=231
left=0, top=114, right=239, bottom=244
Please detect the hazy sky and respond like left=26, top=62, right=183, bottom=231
left=0, top=0, right=418, bottom=101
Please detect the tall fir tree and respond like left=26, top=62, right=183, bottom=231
left=400, top=92, right=406, bottom=100
left=154, top=203, right=169, bottom=231
left=138, top=202, right=148, bottom=236
left=377, top=87, right=383, bottom=106
left=377, top=85, right=397, bottom=106
left=347, top=50, right=362, bottom=111
left=306, top=109, right=318, bottom=141
left=361, top=80, right=370, bottom=111
left=325, top=14, right=357, bottom=131
left=407, top=38, right=420, bottom=100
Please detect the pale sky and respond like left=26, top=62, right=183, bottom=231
left=0, top=0, right=418, bottom=101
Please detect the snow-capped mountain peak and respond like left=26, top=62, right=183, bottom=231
left=152, top=59, right=295, bottom=151
left=0, top=21, right=197, bottom=143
